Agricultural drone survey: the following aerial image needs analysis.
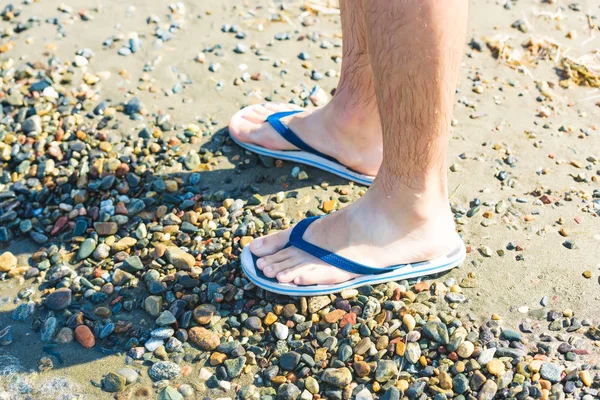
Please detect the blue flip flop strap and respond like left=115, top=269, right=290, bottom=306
left=288, top=216, right=409, bottom=276
left=266, top=110, right=339, bottom=164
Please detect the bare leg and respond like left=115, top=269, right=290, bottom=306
left=228, top=1, right=382, bottom=176
left=249, top=0, right=468, bottom=286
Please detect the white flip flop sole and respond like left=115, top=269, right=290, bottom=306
left=229, top=106, right=375, bottom=186
left=240, top=237, right=466, bottom=296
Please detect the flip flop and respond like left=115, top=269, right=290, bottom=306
left=240, top=216, right=466, bottom=296
left=229, top=106, right=375, bottom=186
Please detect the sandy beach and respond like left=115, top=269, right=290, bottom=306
left=0, top=0, right=599, bottom=399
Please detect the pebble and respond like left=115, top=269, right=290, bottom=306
left=102, top=372, right=126, bottom=392
left=75, top=325, right=95, bottom=348
left=308, top=296, right=331, bottom=313
left=148, top=361, right=181, bottom=381
left=0, top=251, right=17, bottom=272
left=540, top=362, right=562, bottom=383
left=280, top=351, right=301, bottom=370
left=160, top=386, right=183, bottom=400
left=273, top=322, right=289, bottom=340
left=45, top=288, right=72, bottom=310
left=116, top=368, right=138, bottom=384
left=322, top=367, right=352, bottom=388
left=188, top=327, right=220, bottom=350
left=375, top=360, right=398, bottom=382
left=278, top=383, right=300, bottom=400
left=165, top=247, right=195, bottom=270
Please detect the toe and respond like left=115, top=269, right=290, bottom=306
left=256, top=247, right=294, bottom=271
left=264, top=257, right=302, bottom=278
left=291, top=264, right=360, bottom=286
left=249, top=229, right=291, bottom=258
left=229, top=103, right=304, bottom=146
left=292, top=267, right=320, bottom=285
left=276, top=264, right=313, bottom=283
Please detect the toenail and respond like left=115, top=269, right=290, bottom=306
left=252, top=239, right=262, bottom=249
left=264, top=267, right=272, bottom=274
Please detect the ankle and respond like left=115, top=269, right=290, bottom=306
left=369, top=182, right=452, bottom=222
left=326, top=97, right=380, bottom=130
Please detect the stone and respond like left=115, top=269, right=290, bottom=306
left=189, top=327, right=220, bottom=350
left=540, top=363, right=562, bottom=383
left=354, top=337, right=373, bottom=355
left=406, top=380, right=426, bottom=399
left=102, top=372, right=126, bottom=392
left=353, top=361, right=371, bottom=377
left=340, top=312, right=357, bottom=328
left=54, top=327, right=74, bottom=344
left=438, top=371, right=453, bottom=390
left=45, top=288, right=72, bottom=310
left=165, top=247, right=195, bottom=270
left=380, top=387, right=400, bottom=400
left=123, top=255, right=144, bottom=272
left=144, top=296, right=163, bottom=317
left=322, top=367, right=352, bottom=388
left=193, top=304, right=216, bottom=325
left=178, top=384, right=194, bottom=398
left=12, top=303, right=31, bottom=321
left=423, top=321, right=449, bottom=344
left=155, top=311, right=177, bottom=326
left=355, top=388, right=373, bottom=400
left=77, top=238, right=96, bottom=260
left=148, top=361, right=181, bottom=381
left=278, top=383, right=301, bottom=400
left=93, top=243, right=110, bottom=260
left=486, top=359, right=505, bottom=376
left=305, top=376, right=319, bottom=394
left=454, top=373, right=469, bottom=394
left=308, top=296, right=331, bottom=313
left=0, top=251, right=17, bottom=272
left=405, top=342, right=421, bottom=364
left=264, top=312, right=278, bottom=325
left=245, top=316, right=262, bottom=330
left=477, top=347, right=496, bottom=365
left=403, top=314, right=416, bottom=331
left=375, top=360, right=399, bottom=382
left=500, top=329, right=522, bottom=342
left=210, top=352, right=226, bottom=365
left=280, top=352, right=301, bottom=370
left=112, top=269, right=134, bottom=286
left=457, top=341, right=475, bottom=358
left=324, top=309, right=346, bottom=324
left=580, top=370, right=593, bottom=387
left=494, top=346, right=525, bottom=359
left=160, top=386, right=183, bottom=400
left=224, top=356, right=246, bottom=378
left=112, top=237, right=137, bottom=251
left=116, top=368, right=138, bottom=384
left=94, top=222, right=118, bottom=236
left=273, top=322, right=289, bottom=340
left=74, top=325, right=95, bottom=348
left=478, top=379, right=498, bottom=400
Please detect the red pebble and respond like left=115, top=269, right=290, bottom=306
left=339, top=312, right=357, bottom=328
left=50, top=215, right=69, bottom=235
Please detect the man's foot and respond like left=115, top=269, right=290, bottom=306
left=228, top=102, right=382, bottom=177
left=249, top=184, right=458, bottom=286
